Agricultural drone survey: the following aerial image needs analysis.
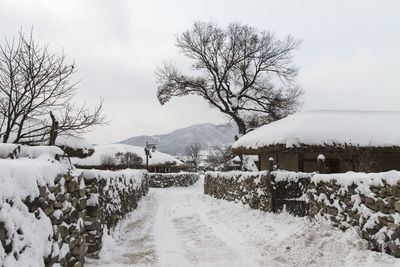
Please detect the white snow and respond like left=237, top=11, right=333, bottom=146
left=312, top=170, right=400, bottom=196
left=243, top=155, right=259, bottom=171
left=71, top=143, right=182, bottom=167
left=0, top=143, right=63, bottom=160
left=206, top=171, right=268, bottom=182
left=87, top=177, right=400, bottom=267
left=0, top=159, right=68, bottom=200
left=233, top=110, right=400, bottom=150
left=87, top=193, right=99, bottom=207
left=273, top=170, right=314, bottom=182
left=79, top=168, right=148, bottom=189
left=55, top=134, right=93, bottom=151
left=0, top=158, right=70, bottom=266
left=317, top=154, right=326, bottom=161
left=52, top=209, right=63, bottom=220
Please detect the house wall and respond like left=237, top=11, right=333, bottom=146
left=277, top=152, right=299, bottom=171
left=260, top=152, right=299, bottom=171
left=372, top=153, right=400, bottom=172
left=260, top=150, right=400, bottom=173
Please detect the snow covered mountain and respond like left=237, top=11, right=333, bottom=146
left=119, top=123, right=238, bottom=155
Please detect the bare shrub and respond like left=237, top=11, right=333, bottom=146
left=100, top=154, right=116, bottom=169
left=116, top=152, right=143, bottom=168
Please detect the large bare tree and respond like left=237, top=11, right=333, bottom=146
left=156, top=22, right=304, bottom=135
left=0, top=31, right=106, bottom=144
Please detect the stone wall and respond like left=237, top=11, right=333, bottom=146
left=308, top=171, right=400, bottom=257
left=0, top=159, right=149, bottom=266
left=81, top=169, right=148, bottom=256
left=204, top=171, right=271, bottom=211
left=204, top=171, right=312, bottom=215
left=148, top=172, right=200, bottom=188
left=204, top=170, right=400, bottom=258
left=0, top=166, right=86, bottom=267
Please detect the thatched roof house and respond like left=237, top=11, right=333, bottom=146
left=232, top=111, right=400, bottom=173
left=55, top=135, right=94, bottom=158
left=71, top=143, right=183, bottom=172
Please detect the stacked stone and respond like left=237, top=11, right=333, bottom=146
left=204, top=171, right=271, bottom=211
left=1, top=172, right=87, bottom=267
left=82, top=170, right=149, bottom=257
left=308, top=178, right=400, bottom=257
left=273, top=173, right=311, bottom=216
left=148, top=172, right=200, bottom=188
left=82, top=173, right=104, bottom=256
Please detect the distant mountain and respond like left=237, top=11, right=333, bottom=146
left=119, top=123, right=238, bottom=155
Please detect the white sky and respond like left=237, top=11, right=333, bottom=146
left=1, top=0, right=399, bottom=144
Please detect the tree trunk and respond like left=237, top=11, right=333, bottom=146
left=49, top=111, right=58, bottom=146
left=231, top=114, right=247, bottom=137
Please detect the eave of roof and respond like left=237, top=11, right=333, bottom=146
left=232, top=143, right=400, bottom=155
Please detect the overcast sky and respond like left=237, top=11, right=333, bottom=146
left=1, top=0, right=399, bottom=144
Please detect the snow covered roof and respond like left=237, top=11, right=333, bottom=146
left=71, top=143, right=183, bottom=167
left=232, top=110, right=400, bottom=153
left=55, top=135, right=94, bottom=158
left=0, top=143, right=64, bottom=160
left=55, top=135, right=92, bottom=151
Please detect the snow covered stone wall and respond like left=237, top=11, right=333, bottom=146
left=0, top=159, right=86, bottom=267
left=81, top=169, right=148, bottom=256
left=308, top=171, right=400, bottom=257
left=148, top=172, right=200, bottom=188
left=204, top=171, right=271, bottom=211
left=205, top=170, right=400, bottom=258
left=0, top=154, right=149, bottom=266
left=204, top=171, right=312, bottom=215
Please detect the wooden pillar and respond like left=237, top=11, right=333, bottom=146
left=267, top=157, right=276, bottom=212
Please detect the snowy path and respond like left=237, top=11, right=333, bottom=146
left=87, top=177, right=400, bottom=267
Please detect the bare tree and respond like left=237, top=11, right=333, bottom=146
left=0, top=30, right=106, bottom=144
left=116, top=152, right=143, bottom=168
left=156, top=22, right=303, bottom=135
left=185, top=143, right=202, bottom=172
left=340, top=145, right=380, bottom=173
left=100, top=154, right=116, bottom=170
left=206, top=145, right=236, bottom=170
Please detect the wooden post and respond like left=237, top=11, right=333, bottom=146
left=268, top=157, right=274, bottom=171
left=317, top=154, right=326, bottom=174
left=267, top=157, right=276, bottom=212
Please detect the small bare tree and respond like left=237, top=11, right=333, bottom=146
left=185, top=143, right=202, bottom=172
left=156, top=22, right=303, bottom=135
left=340, top=145, right=380, bottom=173
left=0, top=30, right=106, bottom=144
left=100, top=154, right=116, bottom=170
left=207, top=146, right=236, bottom=170
left=116, top=152, right=143, bottom=168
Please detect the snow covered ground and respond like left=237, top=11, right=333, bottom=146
left=87, top=177, right=400, bottom=267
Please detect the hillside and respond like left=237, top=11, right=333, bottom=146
left=119, top=123, right=238, bottom=155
